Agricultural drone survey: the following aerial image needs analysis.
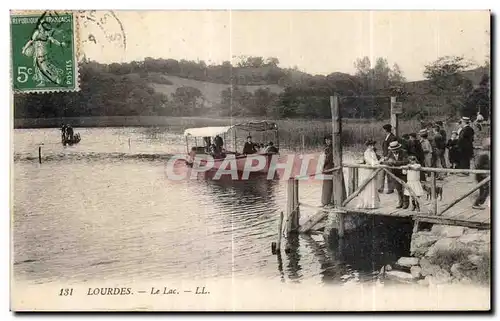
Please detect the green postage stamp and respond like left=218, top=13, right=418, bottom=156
left=10, top=11, right=79, bottom=93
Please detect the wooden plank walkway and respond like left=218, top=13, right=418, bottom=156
left=340, top=174, right=490, bottom=229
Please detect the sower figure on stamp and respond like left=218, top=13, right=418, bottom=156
left=378, top=124, right=397, bottom=194
left=382, top=141, right=410, bottom=209
left=321, top=135, right=334, bottom=206
left=472, top=138, right=490, bottom=210
left=21, top=15, right=67, bottom=86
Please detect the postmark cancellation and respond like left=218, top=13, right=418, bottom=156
left=10, top=10, right=79, bottom=93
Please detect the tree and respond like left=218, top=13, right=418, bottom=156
left=465, top=73, right=490, bottom=120
left=171, top=86, right=204, bottom=115
left=265, top=57, right=280, bottom=67
left=354, top=56, right=371, bottom=77
left=423, top=56, right=474, bottom=117
left=389, top=63, right=406, bottom=84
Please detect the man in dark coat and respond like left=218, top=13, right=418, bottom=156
left=242, top=136, right=258, bottom=154
left=321, top=135, right=334, bottom=206
left=382, top=141, right=410, bottom=209
left=435, top=121, right=447, bottom=141
left=379, top=124, right=397, bottom=193
left=472, top=139, right=490, bottom=210
left=432, top=125, right=447, bottom=169
left=457, top=117, right=475, bottom=174
left=214, top=134, right=224, bottom=152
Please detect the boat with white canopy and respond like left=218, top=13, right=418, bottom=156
left=183, top=120, right=280, bottom=173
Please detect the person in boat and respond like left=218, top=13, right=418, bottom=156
left=264, top=141, right=279, bottom=154
left=203, top=137, right=212, bottom=153
left=60, top=124, right=67, bottom=141
left=214, top=134, right=224, bottom=153
left=242, top=136, right=258, bottom=154
left=66, top=124, right=74, bottom=141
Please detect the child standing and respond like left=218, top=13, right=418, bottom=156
left=446, top=131, right=460, bottom=169
left=403, top=156, right=426, bottom=211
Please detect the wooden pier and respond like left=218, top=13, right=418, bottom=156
left=274, top=94, right=491, bottom=254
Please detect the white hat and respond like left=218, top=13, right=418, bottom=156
left=462, top=116, right=471, bottom=123
left=418, top=129, right=428, bottom=135
left=388, top=141, right=402, bottom=150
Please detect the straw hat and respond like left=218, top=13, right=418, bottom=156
left=388, top=141, right=402, bottom=150
left=461, top=116, right=471, bottom=123
left=418, top=129, right=428, bottom=135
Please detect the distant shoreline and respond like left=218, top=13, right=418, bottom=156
left=13, top=116, right=240, bottom=129
left=13, top=116, right=389, bottom=129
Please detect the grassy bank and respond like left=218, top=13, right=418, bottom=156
left=15, top=116, right=487, bottom=151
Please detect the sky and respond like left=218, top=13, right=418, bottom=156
left=80, top=10, right=491, bottom=81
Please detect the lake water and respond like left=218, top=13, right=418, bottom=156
left=13, top=127, right=412, bottom=286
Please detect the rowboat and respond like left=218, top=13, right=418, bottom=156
left=183, top=120, right=280, bottom=173
left=62, top=133, right=81, bottom=146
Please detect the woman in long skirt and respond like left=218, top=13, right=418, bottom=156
left=357, top=139, right=380, bottom=209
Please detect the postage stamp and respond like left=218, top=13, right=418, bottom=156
left=10, top=10, right=79, bottom=93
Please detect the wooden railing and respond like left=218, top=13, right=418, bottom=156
left=284, top=164, right=490, bottom=235
left=341, top=163, right=490, bottom=216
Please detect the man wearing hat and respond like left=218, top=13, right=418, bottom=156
left=457, top=116, right=475, bottom=174
left=419, top=129, right=432, bottom=170
left=435, top=121, right=447, bottom=141
left=472, top=138, right=490, bottom=210
left=382, top=141, right=410, bottom=209
left=379, top=124, right=398, bottom=193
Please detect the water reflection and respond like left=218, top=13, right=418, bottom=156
left=202, top=173, right=281, bottom=208
left=302, top=234, right=346, bottom=285
left=284, top=233, right=302, bottom=282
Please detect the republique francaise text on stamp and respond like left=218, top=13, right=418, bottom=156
left=10, top=11, right=79, bottom=93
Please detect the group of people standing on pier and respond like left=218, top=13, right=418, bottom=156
left=322, top=116, right=490, bottom=212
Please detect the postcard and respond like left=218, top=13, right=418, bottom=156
left=10, top=10, right=491, bottom=311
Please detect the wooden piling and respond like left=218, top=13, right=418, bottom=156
left=293, top=179, right=299, bottom=229
left=286, top=178, right=300, bottom=234
left=431, top=171, right=437, bottom=215
left=348, top=167, right=358, bottom=195
left=330, top=95, right=347, bottom=237
left=301, top=134, right=305, bottom=153
left=276, top=211, right=284, bottom=252
left=38, top=146, right=42, bottom=164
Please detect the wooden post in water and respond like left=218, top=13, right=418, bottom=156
left=293, top=178, right=299, bottom=229
left=38, top=146, right=42, bottom=164
left=348, top=167, right=358, bottom=195
left=301, top=134, right=305, bottom=153
left=431, top=172, right=438, bottom=215
left=286, top=178, right=300, bottom=234
left=277, top=211, right=284, bottom=252
left=330, top=95, right=347, bottom=237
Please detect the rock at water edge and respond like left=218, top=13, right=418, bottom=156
left=426, top=238, right=459, bottom=258
left=385, top=270, right=416, bottom=282
left=397, top=257, right=420, bottom=268
left=411, top=232, right=439, bottom=257
left=431, top=225, right=465, bottom=238
left=410, top=266, right=422, bottom=279
left=420, top=258, right=441, bottom=277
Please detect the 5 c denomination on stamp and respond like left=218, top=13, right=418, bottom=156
left=10, top=10, right=79, bottom=93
